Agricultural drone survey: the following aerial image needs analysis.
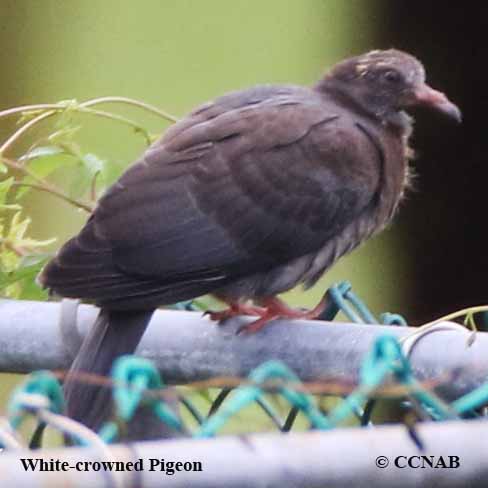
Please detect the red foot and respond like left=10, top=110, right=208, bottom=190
left=237, top=312, right=280, bottom=334
left=236, top=296, right=328, bottom=335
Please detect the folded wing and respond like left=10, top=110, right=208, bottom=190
left=41, top=85, right=380, bottom=308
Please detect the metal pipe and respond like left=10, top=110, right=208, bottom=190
left=0, top=299, right=486, bottom=400
left=0, top=419, right=486, bottom=487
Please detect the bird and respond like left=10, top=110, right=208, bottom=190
left=39, top=49, right=461, bottom=431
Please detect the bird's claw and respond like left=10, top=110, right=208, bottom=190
left=207, top=296, right=328, bottom=334
left=236, top=296, right=329, bottom=334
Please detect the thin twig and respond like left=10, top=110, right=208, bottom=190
left=3, top=156, right=94, bottom=213
left=420, top=305, right=488, bottom=328
left=80, top=96, right=178, bottom=123
left=411, top=305, right=488, bottom=345
left=0, top=96, right=177, bottom=157
left=51, top=369, right=446, bottom=400
left=0, top=111, right=57, bottom=156
left=0, top=104, right=65, bottom=119
left=90, top=171, right=100, bottom=203
left=76, top=106, right=152, bottom=145
left=11, top=182, right=93, bottom=213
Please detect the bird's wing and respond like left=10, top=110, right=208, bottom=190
left=41, top=86, right=382, bottom=307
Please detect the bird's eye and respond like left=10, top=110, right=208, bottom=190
left=383, top=70, right=402, bottom=83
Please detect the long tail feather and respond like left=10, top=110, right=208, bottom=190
left=63, top=308, right=153, bottom=431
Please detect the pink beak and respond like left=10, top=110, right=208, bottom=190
left=412, top=85, right=462, bottom=123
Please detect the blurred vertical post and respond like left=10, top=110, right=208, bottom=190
left=379, top=3, right=487, bottom=323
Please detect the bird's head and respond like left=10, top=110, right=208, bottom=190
left=319, top=49, right=461, bottom=128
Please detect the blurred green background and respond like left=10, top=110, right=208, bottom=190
left=0, top=1, right=482, bottom=432
left=0, top=0, right=406, bottom=310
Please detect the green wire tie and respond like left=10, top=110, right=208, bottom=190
left=98, top=355, right=183, bottom=442
left=7, top=371, right=64, bottom=431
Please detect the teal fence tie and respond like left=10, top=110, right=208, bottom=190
left=325, top=335, right=402, bottom=426
left=380, top=313, right=408, bottom=326
left=171, top=299, right=207, bottom=311
left=318, top=281, right=349, bottom=321
left=359, top=335, right=404, bottom=386
left=7, top=371, right=63, bottom=431
left=327, top=282, right=364, bottom=323
left=244, top=362, right=331, bottom=430
left=170, top=300, right=195, bottom=311
left=364, top=335, right=456, bottom=421
left=330, top=335, right=457, bottom=426
left=322, top=282, right=408, bottom=326
left=343, top=287, right=378, bottom=324
left=451, top=381, right=488, bottom=414
left=98, top=355, right=183, bottom=442
left=195, top=360, right=332, bottom=438
left=325, top=282, right=378, bottom=324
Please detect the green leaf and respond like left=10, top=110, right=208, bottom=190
left=0, top=177, right=14, bottom=206
left=69, top=152, right=106, bottom=199
left=16, top=147, right=76, bottom=199
left=20, top=145, right=64, bottom=161
left=4, top=212, right=55, bottom=249
left=19, top=252, right=52, bottom=268
left=21, top=146, right=75, bottom=179
left=83, top=153, right=105, bottom=176
left=48, top=125, right=82, bottom=146
left=54, top=99, right=79, bottom=131
left=17, top=278, right=49, bottom=301
left=0, top=255, right=49, bottom=290
left=15, top=253, right=51, bottom=301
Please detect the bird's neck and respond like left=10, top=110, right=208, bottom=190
left=315, top=79, right=413, bottom=135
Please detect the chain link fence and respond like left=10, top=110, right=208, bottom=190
left=1, top=284, right=488, bottom=486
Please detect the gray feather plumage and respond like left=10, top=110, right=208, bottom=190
left=39, top=50, right=439, bottom=431
left=41, top=84, right=408, bottom=306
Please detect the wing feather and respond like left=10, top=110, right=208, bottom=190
left=41, top=85, right=381, bottom=307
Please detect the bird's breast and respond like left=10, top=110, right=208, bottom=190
left=300, top=121, right=410, bottom=288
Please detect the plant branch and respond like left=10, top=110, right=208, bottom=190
left=76, top=107, right=152, bottom=145
left=0, top=96, right=178, bottom=157
left=0, top=111, right=57, bottom=156
left=419, top=305, right=488, bottom=330
left=0, top=104, right=65, bottom=119
left=2, top=156, right=93, bottom=213
left=11, top=182, right=93, bottom=213
left=80, top=96, right=178, bottom=123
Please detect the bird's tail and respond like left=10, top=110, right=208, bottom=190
left=63, top=308, right=154, bottom=431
